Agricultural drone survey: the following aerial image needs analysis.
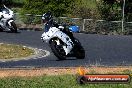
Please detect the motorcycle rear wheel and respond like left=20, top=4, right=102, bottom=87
left=75, top=45, right=85, bottom=59
left=50, top=40, right=66, bottom=60
left=73, top=39, right=85, bottom=59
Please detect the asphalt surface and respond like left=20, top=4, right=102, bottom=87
left=0, top=30, right=132, bottom=68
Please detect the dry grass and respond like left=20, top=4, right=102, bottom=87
left=0, top=43, right=34, bottom=59
left=0, top=66, right=132, bottom=78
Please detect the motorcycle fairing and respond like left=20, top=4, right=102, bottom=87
left=0, top=5, right=14, bottom=31
left=41, top=27, right=74, bottom=55
left=41, top=27, right=60, bottom=41
left=2, top=5, right=13, bottom=19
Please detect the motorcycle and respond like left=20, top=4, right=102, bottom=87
left=41, top=23, right=85, bottom=60
left=0, top=5, right=17, bottom=33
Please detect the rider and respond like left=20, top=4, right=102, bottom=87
left=42, top=11, right=59, bottom=32
left=0, top=2, right=3, bottom=20
left=0, top=2, right=4, bottom=28
left=42, top=11, right=75, bottom=42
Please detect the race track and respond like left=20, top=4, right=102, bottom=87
left=0, top=30, right=132, bottom=68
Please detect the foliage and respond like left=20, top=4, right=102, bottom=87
left=19, top=0, right=75, bottom=23
left=96, top=0, right=122, bottom=21
left=72, top=0, right=101, bottom=19
left=4, top=0, right=132, bottom=34
left=21, top=0, right=74, bottom=17
left=97, top=0, right=132, bottom=21
left=2, top=0, right=132, bottom=22
left=124, top=0, right=132, bottom=21
left=0, top=0, right=24, bottom=7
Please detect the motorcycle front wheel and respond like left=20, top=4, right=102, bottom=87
left=50, top=39, right=66, bottom=60
left=10, top=21, right=17, bottom=33
left=0, top=27, right=3, bottom=32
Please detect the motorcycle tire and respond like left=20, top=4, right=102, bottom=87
left=75, top=45, right=85, bottom=59
left=10, top=21, right=17, bottom=33
left=50, top=40, right=66, bottom=60
left=74, top=39, right=85, bottom=59
left=0, top=28, right=3, bottom=32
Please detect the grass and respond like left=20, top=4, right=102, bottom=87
left=0, top=74, right=131, bottom=88
left=0, top=43, right=34, bottom=59
left=0, top=67, right=132, bottom=88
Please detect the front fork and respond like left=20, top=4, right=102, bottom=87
left=7, top=19, right=14, bottom=27
left=0, top=19, right=14, bottom=30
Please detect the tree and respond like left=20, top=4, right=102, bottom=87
left=98, top=0, right=132, bottom=21
left=20, top=0, right=75, bottom=24
left=21, top=0, right=74, bottom=17
left=0, top=0, right=24, bottom=7
left=71, top=0, right=100, bottom=19
left=96, top=0, right=122, bottom=21
left=124, top=0, right=132, bottom=21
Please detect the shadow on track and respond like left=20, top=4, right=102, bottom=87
left=0, top=30, right=21, bottom=34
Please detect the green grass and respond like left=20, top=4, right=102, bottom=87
left=0, top=75, right=131, bottom=88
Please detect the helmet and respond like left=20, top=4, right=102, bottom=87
left=42, top=11, right=52, bottom=24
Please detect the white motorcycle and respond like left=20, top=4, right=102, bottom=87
left=41, top=24, right=85, bottom=60
left=0, top=5, right=17, bottom=33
